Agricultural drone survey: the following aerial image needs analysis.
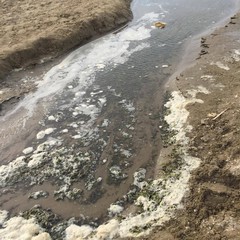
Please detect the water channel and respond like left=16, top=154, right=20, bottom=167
left=0, top=0, right=239, bottom=237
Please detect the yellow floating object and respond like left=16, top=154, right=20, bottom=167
left=154, top=21, right=166, bottom=29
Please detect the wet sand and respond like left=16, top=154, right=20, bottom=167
left=147, top=12, right=240, bottom=240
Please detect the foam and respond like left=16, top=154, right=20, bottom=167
left=22, top=147, right=34, bottom=155
left=36, top=128, right=55, bottom=140
left=5, top=12, right=156, bottom=118
left=27, top=152, right=46, bottom=168
left=211, top=61, right=230, bottom=71
left=108, top=204, right=124, bottom=216
left=0, top=210, right=8, bottom=226
left=65, top=224, right=93, bottom=240
left=0, top=157, right=27, bottom=187
left=60, top=87, right=206, bottom=239
left=0, top=216, right=51, bottom=240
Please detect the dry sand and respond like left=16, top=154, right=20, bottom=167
left=0, top=0, right=132, bottom=80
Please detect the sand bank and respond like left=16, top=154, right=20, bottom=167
left=0, top=0, right=132, bottom=80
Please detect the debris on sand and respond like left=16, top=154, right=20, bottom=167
left=154, top=21, right=166, bottom=29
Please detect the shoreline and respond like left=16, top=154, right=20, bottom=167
left=149, top=11, right=240, bottom=240
left=0, top=0, right=132, bottom=81
left=166, top=1, right=240, bottom=91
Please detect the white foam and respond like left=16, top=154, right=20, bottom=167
left=0, top=157, right=26, bottom=187
left=22, top=147, right=34, bottom=155
left=187, top=86, right=210, bottom=98
left=5, top=12, right=155, bottom=118
left=65, top=224, right=93, bottom=240
left=119, top=26, right=151, bottom=41
left=230, top=49, right=240, bottom=62
left=36, top=131, right=45, bottom=140
left=162, top=65, right=169, bottom=68
left=36, top=128, right=55, bottom=140
left=121, top=149, right=132, bottom=158
left=0, top=210, right=8, bottom=225
left=62, top=129, right=69, bottom=133
left=44, top=128, right=55, bottom=135
left=0, top=216, right=50, bottom=240
left=211, top=61, right=230, bottom=71
left=96, top=63, right=105, bottom=69
left=108, top=204, right=124, bottom=216
left=164, top=88, right=208, bottom=145
left=27, top=152, right=46, bottom=168
left=32, top=233, right=52, bottom=240
left=60, top=88, right=205, bottom=239
left=102, top=119, right=109, bottom=127
left=47, top=116, right=56, bottom=121
left=94, top=219, right=119, bottom=239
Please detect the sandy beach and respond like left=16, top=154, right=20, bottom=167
left=0, top=0, right=240, bottom=239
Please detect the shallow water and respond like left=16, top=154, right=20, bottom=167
left=0, top=0, right=239, bottom=227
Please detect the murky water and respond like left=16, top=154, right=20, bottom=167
left=0, top=0, right=239, bottom=229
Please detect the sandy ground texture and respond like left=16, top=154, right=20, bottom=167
left=0, top=0, right=132, bottom=80
left=145, top=13, right=240, bottom=240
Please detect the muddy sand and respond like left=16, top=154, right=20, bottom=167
left=147, top=13, right=240, bottom=240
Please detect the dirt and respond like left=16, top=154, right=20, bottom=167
left=146, top=13, right=240, bottom=240
left=0, top=0, right=132, bottom=81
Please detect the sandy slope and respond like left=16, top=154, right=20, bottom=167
left=0, top=0, right=132, bottom=80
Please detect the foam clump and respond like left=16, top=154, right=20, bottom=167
left=36, top=128, right=55, bottom=140
left=0, top=157, right=26, bottom=187
left=0, top=210, right=8, bottom=225
left=32, top=233, right=52, bottom=240
left=95, top=219, right=119, bottom=239
left=108, top=204, right=124, bottom=216
left=0, top=216, right=51, bottom=240
left=23, top=147, right=34, bottom=155
left=65, top=224, right=93, bottom=240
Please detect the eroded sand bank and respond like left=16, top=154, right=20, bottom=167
left=0, top=0, right=132, bottom=80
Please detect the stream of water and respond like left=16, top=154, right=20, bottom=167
left=0, top=0, right=239, bottom=237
